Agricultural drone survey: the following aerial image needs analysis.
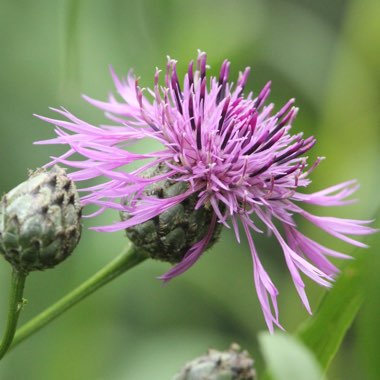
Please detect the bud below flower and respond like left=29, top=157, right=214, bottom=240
left=121, top=163, right=222, bottom=264
left=0, top=166, right=82, bottom=273
left=172, top=343, right=256, bottom=380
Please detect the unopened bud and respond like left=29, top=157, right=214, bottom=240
left=0, top=166, right=82, bottom=273
left=121, top=163, right=222, bottom=263
left=172, top=343, right=256, bottom=380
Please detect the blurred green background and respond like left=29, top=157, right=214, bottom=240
left=0, top=0, right=379, bottom=379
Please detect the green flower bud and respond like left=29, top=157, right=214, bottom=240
left=172, top=344, right=256, bottom=380
left=121, top=163, right=222, bottom=263
left=0, top=166, right=82, bottom=273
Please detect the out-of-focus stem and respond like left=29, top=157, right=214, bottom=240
left=0, top=269, right=27, bottom=360
left=10, top=244, right=147, bottom=351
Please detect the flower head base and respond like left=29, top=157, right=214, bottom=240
left=121, top=162, right=223, bottom=263
left=172, top=343, right=256, bottom=380
left=36, top=51, right=376, bottom=331
left=0, top=166, right=82, bottom=273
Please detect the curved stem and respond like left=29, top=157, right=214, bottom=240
left=0, top=269, right=27, bottom=360
left=10, top=244, right=148, bottom=351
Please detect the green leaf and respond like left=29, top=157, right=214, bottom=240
left=259, top=332, right=325, bottom=380
left=297, top=205, right=379, bottom=372
left=357, top=234, right=380, bottom=379
left=297, top=253, right=365, bottom=370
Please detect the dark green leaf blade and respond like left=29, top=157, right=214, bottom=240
left=297, top=255, right=364, bottom=369
left=297, top=212, right=379, bottom=371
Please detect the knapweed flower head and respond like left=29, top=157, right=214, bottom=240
left=172, top=343, right=256, bottom=380
left=37, top=51, right=376, bottom=331
left=0, top=166, right=82, bottom=273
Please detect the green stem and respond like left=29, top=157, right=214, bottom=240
left=10, top=244, right=148, bottom=351
left=0, top=269, right=27, bottom=360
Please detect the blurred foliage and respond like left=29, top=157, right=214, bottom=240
left=358, top=224, right=380, bottom=379
left=259, top=333, right=324, bottom=380
left=0, top=0, right=379, bottom=379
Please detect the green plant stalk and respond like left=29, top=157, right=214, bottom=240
left=10, top=244, right=148, bottom=351
left=63, top=0, right=81, bottom=87
left=0, top=269, right=27, bottom=360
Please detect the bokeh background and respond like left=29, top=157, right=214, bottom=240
left=0, top=0, right=379, bottom=379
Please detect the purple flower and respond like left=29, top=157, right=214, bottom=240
left=36, top=51, right=376, bottom=331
